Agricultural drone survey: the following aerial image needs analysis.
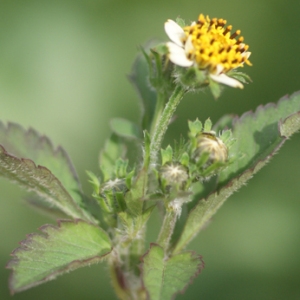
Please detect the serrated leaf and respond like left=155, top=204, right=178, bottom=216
left=173, top=92, right=300, bottom=253
left=0, top=145, right=91, bottom=220
left=142, top=244, right=204, bottom=300
left=25, top=194, right=68, bottom=219
left=128, top=41, right=158, bottom=130
left=219, top=91, right=300, bottom=187
left=110, top=118, right=142, bottom=140
left=7, top=219, right=112, bottom=294
left=280, top=111, right=300, bottom=137
left=0, top=122, right=95, bottom=220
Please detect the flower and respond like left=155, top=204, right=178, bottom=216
left=164, top=14, right=252, bottom=88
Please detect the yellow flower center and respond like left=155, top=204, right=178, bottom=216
left=183, top=14, right=251, bottom=73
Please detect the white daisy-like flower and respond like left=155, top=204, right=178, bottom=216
left=164, top=14, right=252, bottom=88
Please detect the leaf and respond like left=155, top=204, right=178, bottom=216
left=227, top=70, right=252, bottom=84
left=25, top=194, right=68, bottom=219
left=0, top=122, right=83, bottom=206
left=7, top=219, right=112, bottom=294
left=0, top=122, right=96, bottom=222
left=110, top=118, right=142, bottom=140
left=142, top=244, right=204, bottom=300
left=99, top=133, right=126, bottom=181
left=128, top=41, right=158, bottom=130
left=208, top=77, right=222, bottom=99
left=173, top=92, right=300, bottom=253
left=125, top=168, right=147, bottom=216
left=218, top=91, right=300, bottom=187
left=0, top=145, right=92, bottom=220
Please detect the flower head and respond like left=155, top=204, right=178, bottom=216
left=164, top=14, right=251, bottom=88
left=195, top=131, right=228, bottom=164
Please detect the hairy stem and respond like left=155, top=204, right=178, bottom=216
left=150, top=85, right=186, bottom=165
left=149, top=91, right=167, bottom=137
left=156, top=208, right=178, bottom=251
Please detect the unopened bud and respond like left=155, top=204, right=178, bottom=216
left=160, top=163, right=189, bottom=191
left=194, top=131, right=228, bottom=165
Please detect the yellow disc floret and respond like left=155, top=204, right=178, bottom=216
left=182, top=14, right=251, bottom=73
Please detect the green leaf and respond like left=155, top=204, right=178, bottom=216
left=24, top=195, right=69, bottom=219
left=110, top=118, right=142, bottom=140
left=142, top=244, right=204, bottom=300
left=7, top=219, right=112, bottom=294
left=128, top=42, right=158, bottom=130
left=213, top=114, right=236, bottom=132
left=173, top=92, right=300, bottom=253
left=125, top=168, right=147, bottom=216
left=188, top=119, right=202, bottom=137
left=161, top=145, right=173, bottom=165
left=0, top=122, right=95, bottom=220
left=0, top=144, right=92, bottom=221
left=208, top=77, right=222, bottom=99
left=99, top=133, right=126, bottom=181
left=227, top=70, right=252, bottom=84
left=218, top=91, right=300, bottom=187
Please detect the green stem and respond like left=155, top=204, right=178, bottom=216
left=156, top=208, right=178, bottom=251
left=149, top=91, right=167, bottom=136
left=150, top=85, right=185, bottom=165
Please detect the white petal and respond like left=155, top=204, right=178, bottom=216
left=166, top=42, right=193, bottom=67
left=184, top=36, right=194, bottom=53
left=210, top=73, right=244, bottom=89
left=164, top=19, right=185, bottom=47
left=215, top=64, right=224, bottom=75
left=242, top=51, right=251, bottom=59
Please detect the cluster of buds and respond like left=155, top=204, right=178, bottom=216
left=157, top=118, right=235, bottom=197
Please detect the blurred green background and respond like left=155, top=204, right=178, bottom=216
left=0, top=0, right=300, bottom=299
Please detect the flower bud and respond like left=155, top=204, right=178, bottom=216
left=101, top=178, right=128, bottom=194
left=160, top=163, right=189, bottom=192
left=194, top=131, right=228, bottom=165
left=98, top=178, right=128, bottom=218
